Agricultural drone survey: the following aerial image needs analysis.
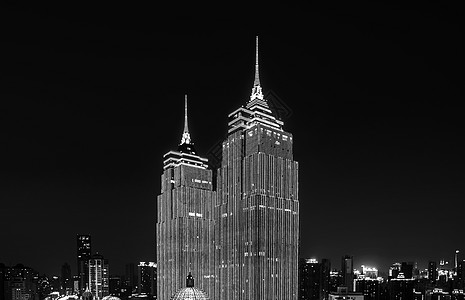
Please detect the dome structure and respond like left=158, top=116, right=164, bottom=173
left=171, top=273, right=209, bottom=300
left=102, top=296, right=121, bottom=300
left=81, top=290, right=93, bottom=300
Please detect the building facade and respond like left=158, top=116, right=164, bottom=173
left=88, top=253, right=109, bottom=300
left=156, top=96, right=216, bottom=300
left=77, top=234, right=92, bottom=294
left=61, top=263, right=72, bottom=295
left=342, top=256, right=354, bottom=292
left=138, top=262, right=156, bottom=296
left=299, top=259, right=322, bottom=300
left=215, top=36, right=299, bottom=300
left=2, top=264, right=39, bottom=300
left=355, top=278, right=382, bottom=300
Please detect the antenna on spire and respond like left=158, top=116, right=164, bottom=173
left=254, top=35, right=260, bottom=86
left=184, top=94, right=189, bottom=134
left=180, top=94, right=191, bottom=145
left=250, top=35, right=264, bottom=101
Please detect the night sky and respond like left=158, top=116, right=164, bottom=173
left=1, top=3, right=463, bottom=277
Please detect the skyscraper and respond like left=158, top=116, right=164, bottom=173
left=138, top=262, right=156, bottom=296
left=321, top=259, right=332, bottom=300
left=299, top=258, right=322, bottom=300
left=124, top=263, right=137, bottom=293
left=457, top=260, right=465, bottom=290
left=215, top=36, right=299, bottom=300
left=400, top=262, right=413, bottom=279
left=156, top=96, right=216, bottom=300
left=342, top=255, right=354, bottom=291
left=88, top=253, right=109, bottom=300
left=76, top=234, right=91, bottom=293
left=61, top=263, right=72, bottom=295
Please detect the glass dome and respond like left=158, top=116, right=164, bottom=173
left=81, top=290, right=93, bottom=300
left=171, top=273, right=209, bottom=300
left=171, top=287, right=209, bottom=300
left=102, top=296, right=122, bottom=300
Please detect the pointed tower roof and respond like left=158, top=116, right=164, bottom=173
left=228, top=36, right=284, bottom=134
left=248, top=36, right=266, bottom=106
left=177, top=94, right=198, bottom=155
left=180, top=94, right=191, bottom=145
left=163, top=95, right=209, bottom=170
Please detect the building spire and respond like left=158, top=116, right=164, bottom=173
left=250, top=35, right=264, bottom=101
left=254, top=35, right=260, bottom=86
left=180, top=94, right=191, bottom=145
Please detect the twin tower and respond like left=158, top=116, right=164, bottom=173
left=156, top=37, right=300, bottom=300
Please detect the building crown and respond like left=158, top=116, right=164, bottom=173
left=249, top=36, right=265, bottom=103
left=227, top=36, right=285, bottom=134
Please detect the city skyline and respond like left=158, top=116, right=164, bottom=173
left=1, top=2, right=463, bottom=279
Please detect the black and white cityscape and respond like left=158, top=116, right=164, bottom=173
left=1, top=2, right=463, bottom=300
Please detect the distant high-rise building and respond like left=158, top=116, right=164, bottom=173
left=389, top=277, right=414, bottom=300
left=36, top=274, right=52, bottom=300
left=88, top=253, right=109, bottom=300
left=457, top=260, right=465, bottom=289
left=299, top=258, right=331, bottom=300
left=77, top=234, right=91, bottom=293
left=321, top=259, right=332, bottom=300
left=389, top=263, right=402, bottom=280
left=215, top=36, right=299, bottom=300
left=355, top=277, right=383, bottom=300
left=137, top=262, right=156, bottom=296
left=342, top=255, right=354, bottom=291
left=299, top=258, right=321, bottom=300
left=109, top=276, right=121, bottom=297
left=156, top=95, right=216, bottom=300
left=330, top=270, right=343, bottom=293
left=124, top=263, right=137, bottom=293
left=429, top=261, right=438, bottom=285
left=401, top=262, right=414, bottom=279
left=61, top=263, right=72, bottom=295
left=4, top=264, right=38, bottom=300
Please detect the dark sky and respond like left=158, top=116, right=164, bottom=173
left=1, top=2, right=463, bottom=277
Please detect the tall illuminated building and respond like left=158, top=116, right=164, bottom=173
left=156, top=96, right=216, bottom=300
left=215, top=36, right=299, bottom=300
left=77, top=234, right=91, bottom=293
left=138, top=262, right=156, bottom=296
left=88, top=253, right=109, bottom=300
